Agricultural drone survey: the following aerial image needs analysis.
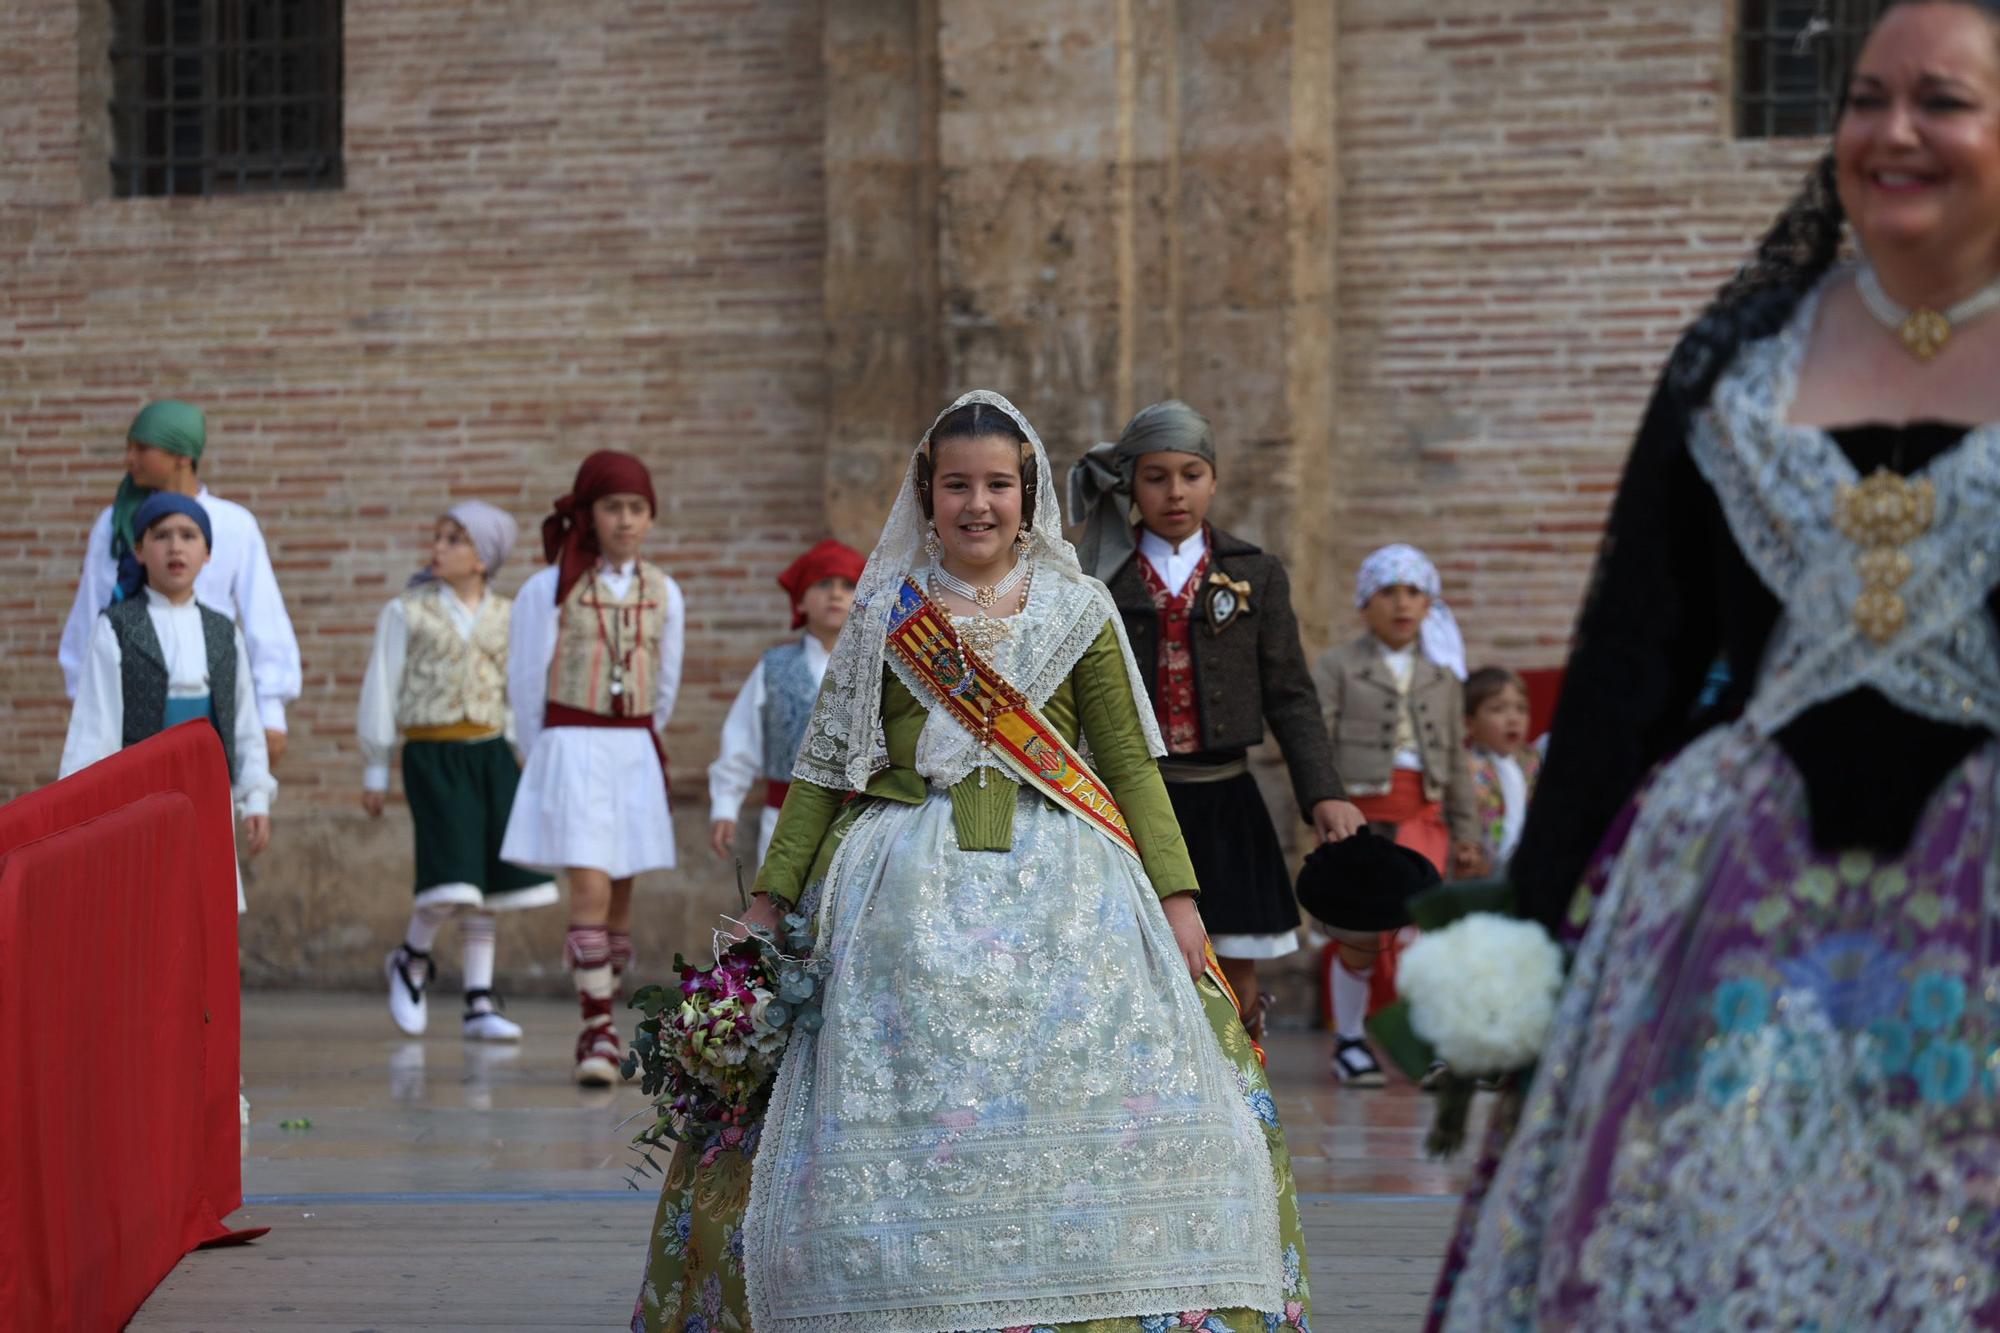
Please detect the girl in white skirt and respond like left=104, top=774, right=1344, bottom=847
left=501, top=450, right=684, bottom=1085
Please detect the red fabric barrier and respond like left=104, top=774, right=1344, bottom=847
left=0, top=723, right=241, bottom=1332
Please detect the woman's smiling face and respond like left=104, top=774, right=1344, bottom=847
left=1836, top=3, right=2000, bottom=260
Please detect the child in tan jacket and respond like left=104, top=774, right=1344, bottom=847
left=1311, top=544, right=1484, bottom=1085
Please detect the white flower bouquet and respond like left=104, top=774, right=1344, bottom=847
left=1396, top=912, right=1565, bottom=1077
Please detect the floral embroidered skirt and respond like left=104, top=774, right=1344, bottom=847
left=1438, top=722, right=2000, bottom=1330
left=631, top=972, right=1310, bottom=1333
left=632, top=799, right=1314, bottom=1333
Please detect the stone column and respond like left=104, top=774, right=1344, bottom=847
left=824, top=1, right=1342, bottom=613
left=822, top=0, right=944, bottom=545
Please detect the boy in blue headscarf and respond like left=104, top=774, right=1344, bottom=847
left=60, top=492, right=277, bottom=856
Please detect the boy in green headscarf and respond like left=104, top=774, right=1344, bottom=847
left=60, top=399, right=303, bottom=774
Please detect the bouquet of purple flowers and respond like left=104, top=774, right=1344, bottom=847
left=622, top=904, right=822, bottom=1175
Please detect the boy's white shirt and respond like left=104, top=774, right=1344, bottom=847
left=59, top=487, right=302, bottom=731
left=507, top=558, right=685, bottom=761
left=708, top=633, right=831, bottom=823
left=1376, top=639, right=1426, bottom=773
left=356, top=582, right=513, bottom=792
left=1136, top=525, right=1208, bottom=598
left=60, top=586, right=277, bottom=815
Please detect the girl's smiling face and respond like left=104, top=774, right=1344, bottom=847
left=927, top=433, right=1025, bottom=573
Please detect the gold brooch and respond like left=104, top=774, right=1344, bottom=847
left=1833, top=468, right=1935, bottom=644
left=1205, top=570, right=1251, bottom=634
left=1897, top=308, right=1952, bottom=361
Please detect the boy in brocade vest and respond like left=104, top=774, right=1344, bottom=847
left=363, top=501, right=558, bottom=1042
left=707, top=539, right=864, bottom=868
left=501, top=452, right=685, bottom=1087
left=61, top=492, right=276, bottom=862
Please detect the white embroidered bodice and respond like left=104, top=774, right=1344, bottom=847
left=1690, top=280, right=2000, bottom=740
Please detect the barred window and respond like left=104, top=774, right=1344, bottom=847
left=1735, top=0, right=1889, bottom=139
left=110, top=0, right=343, bottom=197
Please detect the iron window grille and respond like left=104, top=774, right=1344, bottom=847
left=1736, top=0, right=1889, bottom=139
left=109, top=0, right=343, bottom=197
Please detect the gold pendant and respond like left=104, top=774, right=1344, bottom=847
left=1899, top=307, right=1951, bottom=361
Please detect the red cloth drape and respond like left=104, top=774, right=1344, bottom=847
left=1521, top=667, right=1564, bottom=743
left=0, top=722, right=240, bottom=1332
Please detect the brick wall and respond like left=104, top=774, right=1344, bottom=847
left=1330, top=0, right=1818, bottom=668
left=1, top=0, right=1834, bottom=986
left=1, top=0, right=828, bottom=982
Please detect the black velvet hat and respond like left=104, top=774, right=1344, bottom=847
left=1294, top=831, right=1442, bottom=933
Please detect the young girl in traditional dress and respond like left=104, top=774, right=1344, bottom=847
left=1438, top=4, right=2000, bottom=1324
left=632, top=392, right=1312, bottom=1333
left=362, top=501, right=558, bottom=1041
left=61, top=493, right=276, bottom=857
left=706, top=539, right=864, bottom=868
left=1311, top=545, right=1482, bottom=1086
left=501, top=452, right=684, bottom=1086
left=1068, top=400, right=1363, bottom=1039
left=1462, top=666, right=1540, bottom=878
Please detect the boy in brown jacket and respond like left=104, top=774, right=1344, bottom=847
left=1311, top=544, right=1484, bottom=1084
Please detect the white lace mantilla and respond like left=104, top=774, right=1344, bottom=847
left=1691, top=278, right=2000, bottom=737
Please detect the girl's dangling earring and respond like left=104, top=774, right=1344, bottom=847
left=924, top=524, right=942, bottom=559
left=1013, top=529, right=1030, bottom=555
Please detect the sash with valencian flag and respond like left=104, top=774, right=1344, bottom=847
left=885, top=577, right=1141, bottom=861
left=884, top=576, right=1261, bottom=1054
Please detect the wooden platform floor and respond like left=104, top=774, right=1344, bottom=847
left=132, top=992, right=1479, bottom=1331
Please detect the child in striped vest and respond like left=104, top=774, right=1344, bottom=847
left=501, top=452, right=685, bottom=1087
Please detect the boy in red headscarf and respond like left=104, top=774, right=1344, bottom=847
left=707, top=539, right=863, bottom=867
left=500, top=451, right=685, bottom=1086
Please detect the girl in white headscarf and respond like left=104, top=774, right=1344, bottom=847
left=632, top=392, right=1313, bottom=1333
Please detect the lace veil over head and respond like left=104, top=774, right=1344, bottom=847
left=793, top=390, right=1165, bottom=792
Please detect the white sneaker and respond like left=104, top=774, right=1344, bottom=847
left=385, top=946, right=433, bottom=1036
left=462, top=1009, right=523, bottom=1042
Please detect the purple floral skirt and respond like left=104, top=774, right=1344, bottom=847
left=1434, top=722, right=1999, bottom=1330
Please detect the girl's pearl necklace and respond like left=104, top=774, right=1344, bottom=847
left=928, top=554, right=1030, bottom=610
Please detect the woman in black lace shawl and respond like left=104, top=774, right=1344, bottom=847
left=1436, top=3, right=2000, bottom=1326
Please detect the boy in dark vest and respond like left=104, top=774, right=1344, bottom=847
left=707, top=539, right=864, bottom=867
left=60, top=492, right=276, bottom=857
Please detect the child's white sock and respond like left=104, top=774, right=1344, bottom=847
left=461, top=912, right=498, bottom=995
left=1333, top=959, right=1372, bottom=1042
left=403, top=902, right=454, bottom=954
